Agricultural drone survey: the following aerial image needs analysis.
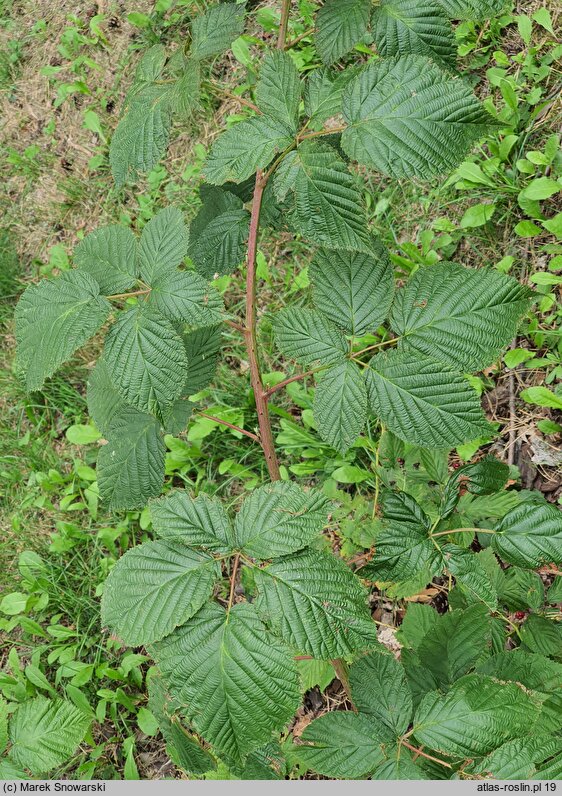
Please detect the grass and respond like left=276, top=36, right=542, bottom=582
left=0, top=0, right=561, bottom=781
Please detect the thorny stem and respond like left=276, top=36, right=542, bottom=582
left=278, top=0, right=291, bottom=50
left=353, top=336, right=402, bottom=359
left=431, top=527, right=496, bottom=539
left=284, top=27, right=314, bottom=50
left=331, top=659, right=357, bottom=713
left=107, top=288, right=151, bottom=300
left=264, top=367, right=325, bottom=397
left=245, top=173, right=281, bottom=480
left=198, top=412, right=260, bottom=443
left=227, top=554, right=241, bottom=612
left=400, top=741, right=452, bottom=770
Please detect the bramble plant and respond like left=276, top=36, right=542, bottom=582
left=12, top=0, right=562, bottom=781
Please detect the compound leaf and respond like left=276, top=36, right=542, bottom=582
left=150, top=491, right=233, bottom=551
left=273, top=307, right=347, bottom=367
left=492, top=502, right=562, bottom=568
left=204, top=117, right=293, bottom=185
left=391, top=262, right=533, bottom=371
left=256, top=51, right=301, bottom=133
left=310, top=242, right=394, bottom=336
left=97, top=407, right=165, bottom=510
left=359, top=491, right=439, bottom=582
left=315, top=0, right=371, bottom=65
left=138, top=207, right=190, bottom=284
left=366, top=350, right=492, bottom=447
left=286, top=141, right=371, bottom=252
left=254, top=548, right=378, bottom=659
left=313, top=361, right=367, bottom=453
left=191, top=3, right=246, bottom=60
left=103, top=304, right=188, bottom=418
left=152, top=602, right=300, bottom=768
left=74, top=225, right=138, bottom=295
left=9, top=697, right=90, bottom=775
left=147, top=270, right=224, bottom=327
left=413, top=674, right=539, bottom=757
left=341, top=55, right=495, bottom=179
left=349, top=651, right=413, bottom=736
left=371, top=0, right=456, bottom=68
left=101, top=539, right=220, bottom=645
left=234, top=482, right=330, bottom=559
left=15, top=271, right=111, bottom=392
left=293, top=713, right=385, bottom=778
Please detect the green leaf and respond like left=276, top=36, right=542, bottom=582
left=349, top=651, right=413, bottom=736
left=304, top=68, right=357, bottom=126
left=310, top=242, right=394, bottom=336
left=87, top=359, right=128, bottom=438
left=296, top=659, right=336, bottom=692
left=110, top=101, right=171, bottom=188
left=97, top=407, right=165, bottom=510
left=293, top=713, right=385, bottom=778
left=103, top=304, right=188, bottom=418
left=167, top=722, right=217, bottom=775
left=372, top=751, right=428, bottom=779
left=101, top=539, right=220, bottom=645
left=0, top=592, right=28, bottom=616
left=282, top=141, right=371, bottom=252
left=153, top=602, right=300, bottom=767
left=341, top=56, right=495, bottom=179
left=413, top=674, right=539, bottom=757
left=435, top=0, right=507, bottom=19
left=137, top=707, right=159, bottom=737
left=183, top=324, right=222, bottom=395
left=492, top=502, right=562, bottom=568
left=314, top=361, right=367, bottom=453
left=189, top=196, right=250, bottom=279
left=190, top=3, right=246, bottom=61
left=147, top=270, right=224, bottom=327
left=520, top=177, right=561, bottom=201
left=66, top=423, right=101, bottom=445
left=150, top=491, right=233, bottom=551
left=404, top=605, right=493, bottom=699
left=467, top=736, right=562, bottom=780
left=234, top=482, right=330, bottom=559
left=138, top=207, right=189, bottom=284
left=542, top=212, right=562, bottom=238
left=520, top=386, right=562, bottom=410
left=391, top=262, right=533, bottom=371
left=315, top=0, right=371, bottom=65
left=477, top=649, right=562, bottom=693
left=547, top=577, right=562, bottom=605
left=256, top=51, right=301, bottom=133
left=203, top=117, right=293, bottom=185
left=520, top=614, right=562, bottom=659
left=460, top=202, right=496, bottom=228
left=0, top=698, right=7, bottom=756
left=74, top=225, right=138, bottom=295
left=254, top=548, right=377, bottom=658
left=273, top=307, right=347, bottom=367
left=441, top=455, right=510, bottom=518
left=359, top=491, right=440, bottom=582
left=9, top=697, right=90, bottom=775
left=366, top=350, right=492, bottom=447
left=15, top=271, right=111, bottom=392
left=443, top=544, right=498, bottom=610
left=371, top=0, right=456, bottom=68
left=396, top=603, right=438, bottom=650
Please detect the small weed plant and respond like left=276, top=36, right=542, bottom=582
left=8, top=0, right=562, bottom=781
